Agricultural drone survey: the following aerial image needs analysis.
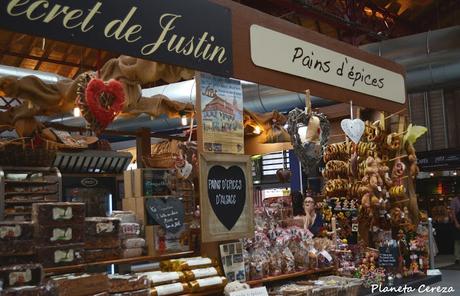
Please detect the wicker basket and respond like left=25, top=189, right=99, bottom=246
left=318, top=276, right=362, bottom=296
left=313, top=286, right=338, bottom=296
left=0, top=139, right=55, bottom=167
left=143, top=153, right=177, bottom=168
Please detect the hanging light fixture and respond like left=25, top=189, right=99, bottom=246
left=253, top=125, right=262, bottom=135
left=180, top=110, right=188, bottom=126
left=73, top=107, right=81, bottom=117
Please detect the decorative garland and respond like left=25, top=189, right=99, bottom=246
left=287, top=108, right=330, bottom=173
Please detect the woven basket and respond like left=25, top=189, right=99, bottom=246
left=0, top=138, right=55, bottom=167
left=318, top=276, right=362, bottom=296
left=143, top=153, right=177, bottom=169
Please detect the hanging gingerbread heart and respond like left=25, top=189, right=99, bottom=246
left=85, top=78, right=124, bottom=130
left=76, top=73, right=125, bottom=134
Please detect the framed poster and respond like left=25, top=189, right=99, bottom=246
left=199, top=153, right=254, bottom=242
left=197, top=73, right=244, bottom=154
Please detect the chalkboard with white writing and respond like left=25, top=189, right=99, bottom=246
left=146, top=197, right=184, bottom=233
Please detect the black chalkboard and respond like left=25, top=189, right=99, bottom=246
left=378, top=244, right=399, bottom=267
left=146, top=197, right=185, bottom=233
left=143, top=170, right=171, bottom=196
left=207, top=165, right=246, bottom=230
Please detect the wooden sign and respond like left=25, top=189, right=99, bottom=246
left=0, top=0, right=233, bottom=77
left=199, top=153, right=253, bottom=242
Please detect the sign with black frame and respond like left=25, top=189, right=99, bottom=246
left=0, top=0, right=233, bottom=76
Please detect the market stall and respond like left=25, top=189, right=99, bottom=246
left=0, top=0, right=440, bottom=295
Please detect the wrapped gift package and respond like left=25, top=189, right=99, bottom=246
left=0, top=285, right=51, bottom=296
left=85, top=217, right=121, bottom=237
left=122, top=238, right=145, bottom=249
left=0, top=222, right=34, bottom=241
left=35, top=224, right=85, bottom=245
left=183, top=267, right=220, bottom=281
left=108, top=274, right=150, bottom=293
left=0, top=240, right=35, bottom=256
left=121, top=248, right=143, bottom=259
left=139, top=271, right=185, bottom=286
left=32, top=203, right=85, bottom=226
left=162, top=257, right=215, bottom=271
left=109, top=289, right=150, bottom=296
left=149, top=283, right=190, bottom=296
left=85, top=236, right=121, bottom=250
left=36, top=244, right=84, bottom=267
left=111, top=211, right=137, bottom=223
left=48, top=273, right=109, bottom=296
left=188, top=276, right=228, bottom=292
left=120, top=223, right=141, bottom=239
left=84, top=248, right=121, bottom=263
left=0, top=264, right=43, bottom=288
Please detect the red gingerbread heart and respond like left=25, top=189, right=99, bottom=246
left=85, top=78, right=125, bottom=131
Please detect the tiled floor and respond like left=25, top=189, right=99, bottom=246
left=401, top=255, right=460, bottom=296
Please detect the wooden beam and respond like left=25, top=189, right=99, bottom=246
left=17, top=36, right=37, bottom=68
left=34, top=40, right=56, bottom=70
left=2, top=50, right=96, bottom=70
left=136, top=128, right=151, bottom=168
left=315, top=20, right=322, bottom=33
left=55, top=44, right=75, bottom=76
left=44, top=122, right=186, bottom=141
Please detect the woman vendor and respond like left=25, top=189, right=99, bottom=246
left=302, top=195, right=324, bottom=236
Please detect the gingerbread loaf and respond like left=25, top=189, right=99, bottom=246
left=36, top=244, right=84, bottom=267
left=32, top=203, right=85, bottom=227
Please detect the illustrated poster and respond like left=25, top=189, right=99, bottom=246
left=199, top=73, right=244, bottom=154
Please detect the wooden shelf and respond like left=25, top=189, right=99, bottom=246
left=246, top=267, right=335, bottom=287
left=5, top=191, right=58, bottom=196
left=5, top=180, right=58, bottom=185
left=4, top=212, right=31, bottom=216
left=5, top=199, right=59, bottom=204
left=44, top=251, right=196, bottom=275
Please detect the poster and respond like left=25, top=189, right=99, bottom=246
left=220, top=242, right=246, bottom=282
left=199, top=73, right=244, bottom=154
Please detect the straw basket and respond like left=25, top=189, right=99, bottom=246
left=143, top=153, right=177, bottom=169
left=0, top=138, right=54, bottom=167
left=318, top=276, right=362, bottom=296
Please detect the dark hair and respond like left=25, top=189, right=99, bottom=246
left=292, top=191, right=305, bottom=216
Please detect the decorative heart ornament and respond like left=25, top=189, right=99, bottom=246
left=341, top=118, right=365, bottom=144
left=77, top=74, right=125, bottom=134
left=207, top=165, right=246, bottom=230
left=85, top=78, right=125, bottom=131
left=146, top=197, right=185, bottom=234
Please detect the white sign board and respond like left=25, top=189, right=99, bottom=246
left=250, top=25, right=406, bottom=104
left=229, top=287, right=269, bottom=296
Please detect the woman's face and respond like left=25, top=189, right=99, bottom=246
left=304, top=197, right=315, bottom=213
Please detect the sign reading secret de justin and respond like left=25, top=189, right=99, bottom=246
left=250, top=25, right=406, bottom=104
left=0, top=0, right=233, bottom=76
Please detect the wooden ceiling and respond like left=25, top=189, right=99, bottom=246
left=0, top=0, right=458, bottom=80
left=0, top=29, right=117, bottom=79
left=237, top=0, right=460, bottom=44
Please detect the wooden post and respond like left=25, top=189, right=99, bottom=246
left=136, top=128, right=151, bottom=169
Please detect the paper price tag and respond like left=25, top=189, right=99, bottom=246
left=229, top=287, right=269, bottom=296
